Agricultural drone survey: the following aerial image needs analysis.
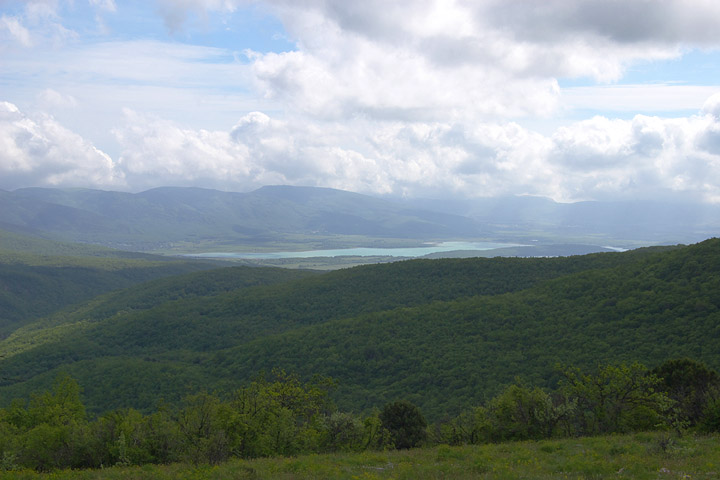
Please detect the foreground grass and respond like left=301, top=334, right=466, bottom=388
left=3, top=432, right=719, bottom=479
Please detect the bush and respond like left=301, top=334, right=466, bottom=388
left=487, top=384, right=558, bottom=441
left=653, top=358, right=720, bottom=427
left=380, top=400, right=427, bottom=449
left=322, top=412, right=364, bottom=452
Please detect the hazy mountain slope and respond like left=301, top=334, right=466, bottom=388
left=3, top=187, right=719, bottom=254
left=0, top=191, right=115, bottom=241
left=467, top=197, right=720, bottom=243
left=0, top=228, right=171, bottom=260
left=1, top=186, right=485, bottom=251
left=408, top=194, right=720, bottom=244
left=251, top=186, right=486, bottom=237
left=0, top=244, right=684, bottom=415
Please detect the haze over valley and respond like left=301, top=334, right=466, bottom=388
left=1, top=185, right=718, bottom=268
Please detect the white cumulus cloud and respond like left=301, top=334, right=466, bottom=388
left=0, top=101, right=122, bottom=189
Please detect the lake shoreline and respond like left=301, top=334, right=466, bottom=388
left=182, top=241, right=525, bottom=259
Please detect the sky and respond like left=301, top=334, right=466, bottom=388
left=2, top=0, right=720, bottom=204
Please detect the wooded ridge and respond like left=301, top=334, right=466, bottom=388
left=0, top=237, right=716, bottom=420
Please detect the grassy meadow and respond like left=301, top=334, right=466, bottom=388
left=2, top=432, right=718, bottom=479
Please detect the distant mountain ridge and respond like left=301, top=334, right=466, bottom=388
left=410, top=194, right=720, bottom=244
left=0, top=186, right=485, bottom=251
left=2, top=185, right=718, bottom=254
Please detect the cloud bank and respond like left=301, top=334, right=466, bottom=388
left=0, top=101, right=121, bottom=189
left=1, top=0, right=720, bottom=203
left=4, top=96, right=720, bottom=203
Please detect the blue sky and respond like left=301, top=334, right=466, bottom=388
left=2, top=0, right=720, bottom=204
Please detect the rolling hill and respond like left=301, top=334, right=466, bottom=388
left=2, top=238, right=716, bottom=420
left=0, top=229, right=227, bottom=337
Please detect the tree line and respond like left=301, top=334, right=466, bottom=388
left=0, top=359, right=718, bottom=472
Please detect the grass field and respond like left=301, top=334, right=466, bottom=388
left=3, top=432, right=718, bottom=479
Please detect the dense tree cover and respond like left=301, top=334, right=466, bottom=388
left=0, top=247, right=650, bottom=412
left=0, top=264, right=318, bottom=356
left=0, top=239, right=717, bottom=418
left=0, top=262, right=229, bottom=337
left=1, top=360, right=718, bottom=472
left=432, top=360, right=720, bottom=446
left=0, top=228, right=145, bottom=260
left=0, top=228, right=236, bottom=337
left=558, top=363, right=672, bottom=435
left=0, top=371, right=349, bottom=471
left=210, top=239, right=720, bottom=417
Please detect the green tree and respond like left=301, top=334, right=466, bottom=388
left=92, top=408, right=156, bottom=467
left=653, top=358, right=720, bottom=427
left=224, top=369, right=335, bottom=458
left=487, top=383, right=563, bottom=441
left=27, top=374, right=85, bottom=427
left=321, top=411, right=364, bottom=452
left=379, top=400, right=427, bottom=449
left=559, top=362, right=673, bottom=435
left=176, top=393, right=230, bottom=465
left=11, top=374, right=92, bottom=471
left=699, top=395, right=720, bottom=432
left=360, top=409, right=392, bottom=450
left=140, top=406, right=180, bottom=464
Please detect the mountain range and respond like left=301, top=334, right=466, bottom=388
left=0, top=186, right=483, bottom=252
left=1, top=186, right=718, bottom=255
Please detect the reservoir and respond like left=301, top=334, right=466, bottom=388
left=188, top=241, right=520, bottom=259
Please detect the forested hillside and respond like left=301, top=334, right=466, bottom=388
left=0, top=230, right=229, bottom=337
left=223, top=239, right=720, bottom=416
left=1, top=239, right=715, bottom=420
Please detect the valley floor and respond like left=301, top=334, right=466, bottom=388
left=3, top=432, right=718, bottom=479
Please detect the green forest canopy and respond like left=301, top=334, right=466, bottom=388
left=0, top=238, right=717, bottom=420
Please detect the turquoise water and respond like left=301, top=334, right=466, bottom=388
left=188, top=241, right=520, bottom=259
